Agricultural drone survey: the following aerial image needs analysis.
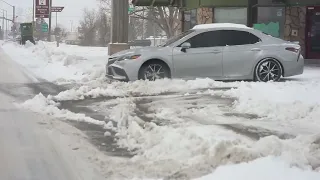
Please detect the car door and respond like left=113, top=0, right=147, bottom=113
left=172, top=30, right=224, bottom=79
left=221, top=30, right=262, bottom=78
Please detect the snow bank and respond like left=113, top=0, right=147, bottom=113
left=195, top=156, right=320, bottom=180
left=1, top=41, right=107, bottom=84
left=53, top=78, right=236, bottom=101
left=101, top=97, right=320, bottom=176
left=18, top=93, right=106, bottom=126
left=223, top=75, right=320, bottom=133
left=19, top=66, right=320, bottom=176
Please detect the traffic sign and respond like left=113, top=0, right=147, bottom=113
left=39, top=0, right=47, bottom=6
left=51, top=6, right=64, bottom=12
left=36, top=0, right=50, bottom=18
left=41, top=23, right=48, bottom=32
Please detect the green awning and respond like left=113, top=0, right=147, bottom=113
left=132, top=0, right=320, bottom=7
left=132, top=0, right=178, bottom=6
left=257, top=0, right=320, bottom=7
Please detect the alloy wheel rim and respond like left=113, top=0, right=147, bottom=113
left=258, top=60, right=281, bottom=82
left=144, top=64, right=165, bottom=81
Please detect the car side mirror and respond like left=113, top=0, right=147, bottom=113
left=181, top=42, right=191, bottom=52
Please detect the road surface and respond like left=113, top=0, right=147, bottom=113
left=0, top=48, right=105, bottom=180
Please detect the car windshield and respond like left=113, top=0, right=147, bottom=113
left=160, top=30, right=194, bottom=47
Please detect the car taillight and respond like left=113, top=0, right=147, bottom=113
left=285, top=47, right=299, bottom=53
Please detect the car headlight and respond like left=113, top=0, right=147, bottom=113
left=119, top=54, right=141, bottom=61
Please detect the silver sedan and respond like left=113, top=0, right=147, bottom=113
left=106, top=23, right=304, bottom=82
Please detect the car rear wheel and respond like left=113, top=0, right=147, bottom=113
left=139, top=61, right=170, bottom=81
left=255, top=58, right=282, bottom=82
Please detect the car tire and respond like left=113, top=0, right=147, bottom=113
left=138, top=61, right=170, bottom=81
left=254, top=58, right=283, bottom=82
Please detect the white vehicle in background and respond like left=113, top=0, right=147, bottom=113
left=65, top=32, right=81, bottom=45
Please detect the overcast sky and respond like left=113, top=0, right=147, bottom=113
left=1, top=0, right=99, bottom=31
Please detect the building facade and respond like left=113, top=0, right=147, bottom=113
left=133, top=0, right=320, bottom=59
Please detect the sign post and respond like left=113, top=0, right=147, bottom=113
left=51, top=6, right=64, bottom=47
left=51, top=6, right=64, bottom=28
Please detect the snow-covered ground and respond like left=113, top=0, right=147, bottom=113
left=1, top=41, right=320, bottom=179
left=0, top=41, right=107, bottom=84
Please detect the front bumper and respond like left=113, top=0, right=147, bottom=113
left=106, top=64, right=130, bottom=82
left=106, top=57, right=143, bottom=81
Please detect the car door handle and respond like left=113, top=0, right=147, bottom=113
left=251, top=48, right=261, bottom=51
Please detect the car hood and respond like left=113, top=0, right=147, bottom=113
left=109, top=46, right=170, bottom=58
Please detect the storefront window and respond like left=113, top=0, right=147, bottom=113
left=183, top=9, right=198, bottom=31
left=214, top=8, right=247, bottom=25
left=255, top=7, right=285, bottom=38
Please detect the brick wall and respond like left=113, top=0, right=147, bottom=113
left=284, top=7, right=306, bottom=56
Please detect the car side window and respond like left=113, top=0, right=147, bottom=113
left=182, top=31, right=223, bottom=48
left=221, top=30, right=261, bottom=46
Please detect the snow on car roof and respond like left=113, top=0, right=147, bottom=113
left=192, top=23, right=251, bottom=30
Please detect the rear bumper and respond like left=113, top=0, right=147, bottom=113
left=283, top=54, right=304, bottom=77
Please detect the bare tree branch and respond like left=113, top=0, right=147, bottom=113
left=97, top=0, right=180, bottom=38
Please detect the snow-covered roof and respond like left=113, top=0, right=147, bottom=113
left=192, top=23, right=250, bottom=30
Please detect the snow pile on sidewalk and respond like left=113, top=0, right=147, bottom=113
left=1, top=41, right=107, bottom=84
left=195, top=156, right=320, bottom=180
left=53, top=78, right=236, bottom=101
left=18, top=93, right=106, bottom=126
left=100, top=97, right=320, bottom=178
left=222, top=68, right=320, bottom=133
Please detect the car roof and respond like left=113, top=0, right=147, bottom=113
left=192, top=23, right=251, bottom=30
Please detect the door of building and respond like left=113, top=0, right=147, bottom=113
left=306, top=6, right=320, bottom=59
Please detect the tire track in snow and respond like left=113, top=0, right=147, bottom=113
left=131, top=92, right=297, bottom=141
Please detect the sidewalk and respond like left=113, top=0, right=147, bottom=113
left=0, top=47, right=34, bottom=84
left=305, top=59, right=320, bottom=66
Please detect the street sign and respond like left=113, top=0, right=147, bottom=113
left=41, top=23, right=48, bottom=32
left=51, top=6, right=64, bottom=12
left=35, top=0, right=50, bottom=18
left=39, top=0, right=47, bottom=6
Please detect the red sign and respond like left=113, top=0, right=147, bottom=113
left=51, top=7, right=64, bottom=12
left=35, top=0, right=50, bottom=18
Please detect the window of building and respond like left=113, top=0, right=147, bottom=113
left=256, top=7, right=285, bottom=38
left=214, top=8, right=247, bottom=25
left=183, top=9, right=198, bottom=31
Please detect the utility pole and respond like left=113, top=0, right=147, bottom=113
left=55, top=12, right=57, bottom=28
left=0, top=0, right=15, bottom=23
left=5, top=10, right=7, bottom=37
left=247, top=0, right=257, bottom=27
left=2, top=11, right=4, bottom=35
left=247, top=0, right=253, bottom=27
left=13, top=6, right=15, bottom=23
left=32, top=0, right=35, bottom=23
left=48, top=0, right=52, bottom=41
left=70, top=20, right=73, bottom=32
left=109, top=0, right=129, bottom=55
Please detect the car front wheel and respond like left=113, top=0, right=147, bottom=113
left=255, top=58, right=282, bottom=82
left=138, top=61, right=170, bottom=81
